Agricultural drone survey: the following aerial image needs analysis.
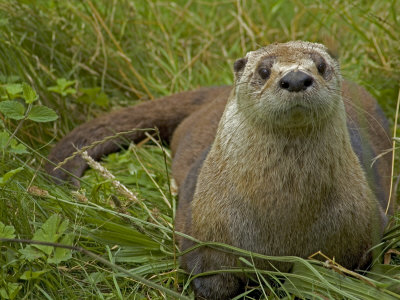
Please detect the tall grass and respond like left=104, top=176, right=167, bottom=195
left=0, top=0, right=399, bottom=299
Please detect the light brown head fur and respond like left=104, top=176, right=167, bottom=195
left=233, top=41, right=342, bottom=130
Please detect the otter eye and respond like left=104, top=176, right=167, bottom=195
left=317, top=61, right=326, bottom=75
left=258, top=67, right=270, bottom=80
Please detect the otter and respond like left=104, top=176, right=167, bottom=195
left=46, top=41, right=392, bottom=299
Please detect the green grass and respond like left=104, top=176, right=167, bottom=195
left=0, top=0, right=400, bottom=299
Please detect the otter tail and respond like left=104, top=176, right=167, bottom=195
left=45, top=86, right=229, bottom=185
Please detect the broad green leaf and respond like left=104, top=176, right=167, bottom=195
left=47, top=86, right=60, bottom=93
left=32, top=214, right=69, bottom=255
left=0, top=100, right=25, bottom=120
left=0, top=221, right=15, bottom=239
left=19, top=215, right=73, bottom=264
left=94, top=92, right=109, bottom=107
left=0, top=167, right=23, bottom=186
left=64, top=87, right=76, bottom=95
left=19, top=245, right=45, bottom=261
left=56, top=78, right=75, bottom=90
left=20, top=270, right=49, bottom=280
left=80, top=87, right=101, bottom=97
left=78, top=87, right=109, bottom=107
left=47, top=78, right=76, bottom=96
left=0, top=131, right=28, bottom=154
left=22, top=82, right=38, bottom=103
left=77, top=91, right=109, bottom=107
left=0, top=283, right=21, bottom=300
left=0, top=131, right=9, bottom=148
left=27, top=105, right=58, bottom=122
left=9, top=143, right=28, bottom=154
left=6, top=76, right=20, bottom=83
left=47, top=233, right=73, bottom=264
left=4, top=83, right=23, bottom=98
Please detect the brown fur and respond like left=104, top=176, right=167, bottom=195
left=46, top=41, right=393, bottom=299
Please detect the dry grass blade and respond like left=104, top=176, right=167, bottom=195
left=386, top=87, right=400, bottom=214
left=81, top=150, right=139, bottom=203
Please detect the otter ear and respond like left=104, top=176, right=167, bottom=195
left=233, top=57, right=247, bottom=80
left=326, top=49, right=339, bottom=60
left=322, top=39, right=339, bottom=60
left=233, top=57, right=247, bottom=72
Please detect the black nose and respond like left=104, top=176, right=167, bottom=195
left=279, top=71, right=314, bottom=92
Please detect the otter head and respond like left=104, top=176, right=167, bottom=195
left=233, top=41, right=342, bottom=129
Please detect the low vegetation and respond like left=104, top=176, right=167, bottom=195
left=0, top=0, right=399, bottom=299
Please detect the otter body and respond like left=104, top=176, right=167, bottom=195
left=46, top=41, right=392, bottom=299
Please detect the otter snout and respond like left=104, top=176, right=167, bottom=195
left=279, top=71, right=314, bottom=92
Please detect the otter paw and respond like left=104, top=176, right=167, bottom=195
left=192, top=273, right=242, bottom=300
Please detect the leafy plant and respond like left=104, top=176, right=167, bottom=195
left=0, top=81, right=58, bottom=189
left=47, top=78, right=76, bottom=97
left=19, top=214, right=73, bottom=263
left=77, top=87, right=109, bottom=107
left=0, top=222, right=15, bottom=239
left=0, top=215, right=73, bottom=300
left=0, top=167, right=23, bottom=186
left=0, top=131, right=28, bottom=155
left=0, top=82, right=58, bottom=123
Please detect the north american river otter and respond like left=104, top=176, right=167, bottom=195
left=46, top=41, right=392, bottom=299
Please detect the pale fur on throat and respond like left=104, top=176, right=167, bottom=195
left=205, top=94, right=360, bottom=211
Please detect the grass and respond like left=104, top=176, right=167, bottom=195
left=0, top=0, right=399, bottom=299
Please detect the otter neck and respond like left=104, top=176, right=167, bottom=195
left=216, top=95, right=350, bottom=152
left=209, top=95, right=356, bottom=203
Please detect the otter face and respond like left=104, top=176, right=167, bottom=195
left=233, top=41, right=342, bottom=129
